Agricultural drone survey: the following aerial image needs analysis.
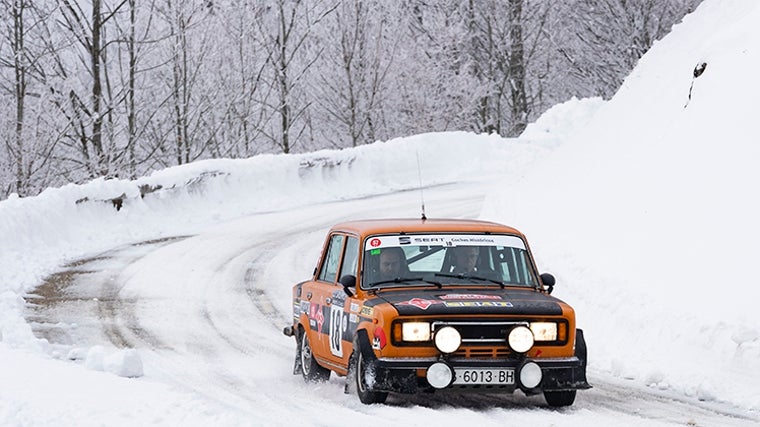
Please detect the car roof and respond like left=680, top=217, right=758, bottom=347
left=329, top=218, right=525, bottom=238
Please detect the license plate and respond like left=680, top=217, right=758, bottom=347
left=453, top=368, right=515, bottom=385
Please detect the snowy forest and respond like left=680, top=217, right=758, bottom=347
left=0, top=0, right=700, bottom=199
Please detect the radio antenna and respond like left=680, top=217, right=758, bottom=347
left=416, top=151, right=427, bottom=220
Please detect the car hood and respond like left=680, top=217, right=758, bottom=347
left=366, top=288, right=563, bottom=316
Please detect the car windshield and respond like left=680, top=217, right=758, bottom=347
left=361, top=233, right=537, bottom=289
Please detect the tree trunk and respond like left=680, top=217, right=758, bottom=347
left=127, top=0, right=136, bottom=177
left=508, top=0, right=528, bottom=137
left=278, top=0, right=291, bottom=154
left=91, top=0, right=105, bottom=175
left=12, top=0, right=27, bottom=195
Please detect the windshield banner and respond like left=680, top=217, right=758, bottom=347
left=364, top=234, right=526, bottom=251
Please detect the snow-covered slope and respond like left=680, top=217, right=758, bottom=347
left=483, top=0, right=760, bottom=410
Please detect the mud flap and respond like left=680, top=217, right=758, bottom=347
left=293, top=328, right=303, bottom=375
left=575, top=328, right=590, bottom=388
left=344, top=329, right=374, bottom=394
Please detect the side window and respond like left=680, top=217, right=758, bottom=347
left=339, top=237, right=359, bottom=281
left=319, top=234, right=344, bottom=283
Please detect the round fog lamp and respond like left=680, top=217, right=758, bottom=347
left=508, top=326, right=534, bottom=353
left=434, top=326, right=462, bottom=354
left=519, top=361, right=543, bottom=389
left=426, top=362, right=453, bottom=389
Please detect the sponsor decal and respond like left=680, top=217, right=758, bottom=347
left=450, top=237, right=496, bottom=244
left=370, top=238, right=382, bottom=247
left=293, top=302, right=300, bottom=315
left=360, top=306, right=374, bottom=317
left=349, top=313, right=359, bottom=323
left=443, top=301, right=514, bottom=308
left=332, top=289, right=346, bottom=301
left=350, top=303, right=360, bottom=312
left=399, top=236, right=411, bottom=245
left=397, top=298, right=443, bottom=310
left=439, top=294, right=502, bottom=300
left=411, top=237, right=450, bottom=245
left=310, top=303, right=325, bottom=332
left=373, top=328, right=387, bottom=350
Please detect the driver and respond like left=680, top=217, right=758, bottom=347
left=452, top=246, right=480, bottom=274
left=377, top=247, right=408, bottom=281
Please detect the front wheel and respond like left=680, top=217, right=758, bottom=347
left=350, top=345, right=388, bottom=404
left=299, top=330, right=330, bottom=382
left=544, top=390, right=576, bottom=407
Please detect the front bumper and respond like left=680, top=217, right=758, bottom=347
left=370, top=356, right=591, bottom=394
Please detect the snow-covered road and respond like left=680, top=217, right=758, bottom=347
left=24, top=183, right=759, bottom=427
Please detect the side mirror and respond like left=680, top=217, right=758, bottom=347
left=540, top=273, right=555, bottom=294
left=339, top=275, right=356, bottom=297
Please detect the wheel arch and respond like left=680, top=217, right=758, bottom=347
left=353, top=327, right=376, bottom=361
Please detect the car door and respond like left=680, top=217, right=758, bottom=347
left=307, top=233, right=362, bottom=371
left=306, top=233, right=345, bottom=362
left=332, top=235, right=360, bottom=368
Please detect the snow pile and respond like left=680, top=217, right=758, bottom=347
left=67, top=346, right=144, bottom=378
left=519, top=96, right=605, bottom=147
left=483, top=0, right=760, bottom=411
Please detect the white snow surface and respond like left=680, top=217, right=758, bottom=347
left=1, top=0, right=759, bottom=425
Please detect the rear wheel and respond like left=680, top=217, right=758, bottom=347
left=351, top=345, right=388, bottom=404
left=544, top=390, right=576, bottom=407
left=299, top=330, right=330, bottom=382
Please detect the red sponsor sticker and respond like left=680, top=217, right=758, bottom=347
left=310, top=304, right=325, bottom=331
left=397, top=298, right=441, bottom=310
left=370, top=238, right=382, bottom=247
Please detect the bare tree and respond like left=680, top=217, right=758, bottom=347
left=54, top=0, right=133, bottom=178
left=315, top=0, right=395, bottom=147
left=0, top=0, right=63, bottom=196
left=255, top=0, right=337, bottom=153
left=211, top=0, right=268, bottom=158
left=5, top=0, right=29, bottom=193
left=152, top=0, right=219, bottom=165
left=507, top=0, right=528, bottom=136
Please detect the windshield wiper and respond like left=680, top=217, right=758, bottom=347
left=366, top=276, right=442, bottom=289
left=434, top=272, right=505, bottom=288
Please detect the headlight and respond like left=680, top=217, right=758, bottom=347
left=508, top=325, right=534, bottom=353
left=434, top=326, right=462, bottom=353
left=530, top=322, right=558, bottom=341
left=402, top=322, right=431, bottom=342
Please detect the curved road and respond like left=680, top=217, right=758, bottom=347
left=25, top=183, right=759, bottom=426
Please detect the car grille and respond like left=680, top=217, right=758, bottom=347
left=451, top=347, right=511, bottom=358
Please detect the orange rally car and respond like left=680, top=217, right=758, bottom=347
left=283, top=218, right=590, bottom=406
